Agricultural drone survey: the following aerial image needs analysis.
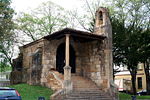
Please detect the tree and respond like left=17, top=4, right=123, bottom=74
left=137, top=0, right=150, bottom=94
left=0, top=0, right=15, bottom=70
left=16, top=1, right=69, bottom=42
left=0, top=0, right=14, bottom=41
left=112, top=18, right=141, bottom=94
left=139, top=29, right=150, bottom=94
left=69, top=0, right=150, bottom=95
left=0, top=58, right=11, bottom=72
left=69, top=0, right=101, bottom=32
left=0, top=39, right=15, bottom=68
left=108, top=0, right=150, bottom=94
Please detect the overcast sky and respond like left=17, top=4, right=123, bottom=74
left=10, top=0, right=104, bottom=58
left=11, top=0, right=84, bottom=13
left=10, top=0, right=86, bottom=58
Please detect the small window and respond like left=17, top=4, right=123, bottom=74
left=138, top=77, right=142, bottom=89
left=32, top=49, right=42, bottom=66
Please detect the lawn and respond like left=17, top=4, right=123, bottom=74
left=119, top=92, right=150, bottom=100
left=9, top=84, right=53, bottom=100
left=7, top=84, right=150, bottom=100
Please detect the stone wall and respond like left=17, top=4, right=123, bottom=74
left=21, top=39, right=44, bottom=84
left=11, top=6, right=115, bottom=99
left=75, top=40, right=112, bottom=90
left=10, top=54, right=23, bottom=84
left=41, top=38, right=65, bottom=87
left=74, top=40, right=106, bottom=88
left=93, top=7, right=113, bottom=90
left=38, top=37, right=110, bottom=90
left=40, top=37, right=81, bottom=87
left=19, top=34, right=111, bottom=91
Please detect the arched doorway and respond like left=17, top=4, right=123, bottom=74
left=56, top=43, right=76, bottom=74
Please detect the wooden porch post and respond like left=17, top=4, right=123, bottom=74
left=63, top=34, right=72, bottom=93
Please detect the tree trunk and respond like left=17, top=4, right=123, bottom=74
left=144, top=62, right=150, bottom=94
left=131, top=74, right=137, bottom=95
left=130, top=69, right=137, bottom=95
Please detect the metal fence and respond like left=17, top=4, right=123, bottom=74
left=0, top=80, right=10, bottom=87
left=0, top=72, right=10, bottom=87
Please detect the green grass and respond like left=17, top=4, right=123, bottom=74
left=119, top=92, right=150, bottom=100
left=119, top=92, right=131, bottom=100
left=8, top=84, right=150, bottom=100
left=9, top=84, right=53, bottom=100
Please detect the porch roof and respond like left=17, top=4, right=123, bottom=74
left=44, top=28, right=106, bottom=42
left=21, top=28, right=106, bottom=48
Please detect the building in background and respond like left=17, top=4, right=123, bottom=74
left=0, top=71, right=11, bottom=86
left=115, top=63, right=146, bottom=93
left=0, top=71, right=10, bottom=81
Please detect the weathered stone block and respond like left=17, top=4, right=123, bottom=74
left=102, top=79, right=108, bottom=88
left=41, top=78, right=47, bottom=83
left=43, top=60, right=50, bottom=65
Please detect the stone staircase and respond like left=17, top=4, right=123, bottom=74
left=46, top=71, right=64, bottom=91
left=72, top=75, right=99, bottom=91
left=54, top=75, right=113, bottom=100
left=63, top=90, right=112, bottom=100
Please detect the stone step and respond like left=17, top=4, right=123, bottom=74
left=64, top=95, right=112, bottom=99
left=68, top=93, right=106, bottom=96
left=53, top=75, right=113, bottom=100
left=64, top=96, right=112, bottom=100
left=73, top=88, right=101, bottom=91
left=64, top=98, right=112, bottom=100
left=73, top=89, right=103, bottom=94
left=67, top=92, right=109, bottom=96
left=62, top=98, right=112, bottom=100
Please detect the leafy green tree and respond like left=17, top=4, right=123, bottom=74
left=69, top=0, right=150, bottom=95
left=138, top=29, right=150, bottom=94
left=0, top=59, right=11, bottom=72
left=16, top=1, right=69, bottom=42
left=0, top=39, right=15, bottom=67
left=0, top=0, right=14, bottom=41
left=0, top=0, right=15, bottom=70
left=109, top=0, right=150, bottom=94
left=112, top=18, right=141, bottom=94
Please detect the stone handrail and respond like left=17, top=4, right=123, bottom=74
left=50, top=71, right=65, bottom=100
left=50, top=71, right=64, bottom=88
left=110, top=80, right=119, bottom=100
left=50, top=89, right=65, bottom=100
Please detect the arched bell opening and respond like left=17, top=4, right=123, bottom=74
left=99, top=11, right=103, bottom=25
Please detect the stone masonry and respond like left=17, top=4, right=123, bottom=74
left=11, top=7, right=118, bottom=100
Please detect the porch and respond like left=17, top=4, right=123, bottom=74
left=43, top=28, right=106, bottom=92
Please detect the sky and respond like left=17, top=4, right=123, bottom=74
left=11, top=0, right=84, bottom=13
left=11, top=0, right=86, bottom=58
left=10, top=0, right=104, bottom=58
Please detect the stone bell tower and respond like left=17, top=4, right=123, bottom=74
left=94, top=7, right=112, bottom=37
left=94, top=7, right=114, bottom=91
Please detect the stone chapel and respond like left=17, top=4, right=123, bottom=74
left=11, top=7, right=118, bottom=100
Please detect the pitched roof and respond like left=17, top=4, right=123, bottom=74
left=44, top=28, right=106, bottom=41
left=22, top=28, right=105, bottom=48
